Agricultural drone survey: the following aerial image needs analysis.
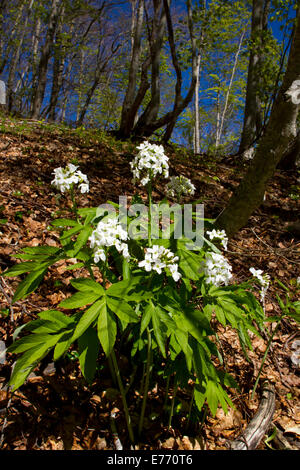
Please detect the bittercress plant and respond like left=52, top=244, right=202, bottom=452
left=3, top=142, right=268, bottom=444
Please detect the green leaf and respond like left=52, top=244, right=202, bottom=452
left=9, top=334, right=64, bottom=391
left=7, top=334, right=55, bottom=354
left=59, top=291, right=102, bottom=309
left=206, top=380, right=220, bottom=416
left=72, top=299, right=105, bottom=342
left=177, top=247, right=202, bottom=280
left=150, top=303, right=167, bottom=358
left=38, top=310, right=73, bottom=327
left=70, top=278, right=105, bottom=296
left=59, top=224, right=83, bottom=241
left=3, top=261, right=42, bottom=276
left=51, top=218, right=79, bottom=227
left=78, top=327, right=100, bottom=383
left=53, top=331, right=74, bottom=361
left=106, top=296, right=138, bottom=323
left=97, top=301, right=116, bottom=356
left=140, top=305, right=152, bottom=335
left=12, top=266, right=48, bottom=303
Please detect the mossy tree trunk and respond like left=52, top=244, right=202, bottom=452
left=216, top=5, right=300, bottom=237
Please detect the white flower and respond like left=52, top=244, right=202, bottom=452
left=206, top=229, right=228, bottom=251
left=297, top=276, right=300, bottom=286
left=285, top=80, right=300, bottom=105
left=249, top=267, right=270, bottom=303
left=165, top=175, right=195, bottom=199
left=201, top=252, right=232, bottom=286
left=89, top=217, right=129, bottom=263
left=130, top=141, right=169, bottom=186
left=138, top=245, right=181, bottom=282
left=51, top=163, right=89, bottom=194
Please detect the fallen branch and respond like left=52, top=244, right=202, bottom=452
left=229, top=381, right=276, bottom=450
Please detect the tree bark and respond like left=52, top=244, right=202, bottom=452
left=48, top=6, right=66, bottom=121
left=119, top=0, right=144, bottom=136
left=239, top=0, right=269, bottom=154
left=31, top=0, right=61, bottom=119
left=216, top=4, right=300, bottom=237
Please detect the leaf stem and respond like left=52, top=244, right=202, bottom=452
left=110, top=348, right=135, bottom=444
left=138, top=326, right=152, bottom=436
left=168, top=374, right=178, bottom=430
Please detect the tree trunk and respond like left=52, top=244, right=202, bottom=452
left=216, top=29, right=245, bottom=148
left=216, top=5, right=300, bottom=238
left=239, top=0, right=269, bottom=154
left=278, top=130, right=300, bottom=170
left=119, top=0, right=145, bottom=136
left=48, top=7, right=66, bottom=121
left=31, top=0, right=61, bottom=119
left=7, top=1, right=34, bottom=112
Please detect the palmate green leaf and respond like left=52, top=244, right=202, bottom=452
left=59, top=291, right=102, bottom=309
left=97, top=300, right=117, bottom=356
left=106, top=296, right=138, bottom=324
left=72, top=299, right=106, bottom=342
left=78, top=327, right=100, bottom=383
left=25, top=319, right=64, bottom=334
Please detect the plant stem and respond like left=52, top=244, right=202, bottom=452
left=70, top=185, right=78, bottom=221
left=138, top=326, right=152, bottom=436
left=110, top=348, right=135, bottom=444
left=168, top=374, right=178, bottom=430
left=185, top=388, right=194, bottom=431
left=147, top=181, right=152, bottom=247
left=251, top=317, right=284, bottom=399
left=163, top=374, right=171, bottom=410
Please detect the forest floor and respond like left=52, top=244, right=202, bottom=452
left=0, top=115, right=299, bottom=451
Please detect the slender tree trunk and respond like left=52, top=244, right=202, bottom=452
left=48, top=7, right=66, bottom=121
left=239, top=0, right=269, bottom=154
left=216, top=5, right=300, bottom=237
left=194, top=51, right=202, bottom=154
left=7, top=0, right=34, bottom=112
left=31, top=0, right=61, bottom=119
left=216, top=29, right=245, bottom=148
left=119, top=0, right=145, bottom=136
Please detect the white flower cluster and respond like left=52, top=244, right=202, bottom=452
left=165, top=175, right=196, bottom=199
left=206, top=229, right=228, bottom=251
left=138, top=245, right=181, bottom=282
left=130, top=141, right=169, bottom=186
left=51, top=163, right=89, bottom=194
left=89, top=217, right=129, bottom=263
left=201, top=252, right=232, bottom=287
left=249, top=267, right=270, bottom=303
